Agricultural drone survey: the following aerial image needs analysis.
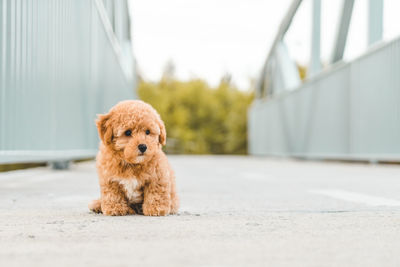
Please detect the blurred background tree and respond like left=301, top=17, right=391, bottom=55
left=297, top=64, right=307, bottom=81
left=138, top=65, right=254, bottom=155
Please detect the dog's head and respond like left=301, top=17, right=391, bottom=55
left=96, top=100, right=166, bottom=164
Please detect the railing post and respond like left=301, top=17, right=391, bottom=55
left=50, top=161, right=70, bottom=170
left=368, top=0, right=383, bottom=46
left=310, top=0, right=321, bottom=76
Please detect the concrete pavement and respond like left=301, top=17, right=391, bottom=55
left=1, top=156, right=400, bottom=266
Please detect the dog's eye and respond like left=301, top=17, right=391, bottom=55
left=124, top=130, right=132, bottom=137
left=145, top=130, right=150, bottom=135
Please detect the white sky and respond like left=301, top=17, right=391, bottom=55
left=130, top=0, right=400, bottom=90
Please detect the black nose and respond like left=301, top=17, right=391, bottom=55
left=138, top=144, right=147, bottom=153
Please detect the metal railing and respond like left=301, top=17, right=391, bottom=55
left=248, top=0, right=400, bottom=162
left=0, top=0, right=136, bottom=164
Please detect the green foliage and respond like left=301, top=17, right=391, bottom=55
left=0, top=163, right=46, bottom=172
left=138, top=77, right=254, bottom=154
left=297, top=64, right=307, bottom=81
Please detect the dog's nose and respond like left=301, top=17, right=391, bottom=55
left=138, top=144, right=147, bottom=153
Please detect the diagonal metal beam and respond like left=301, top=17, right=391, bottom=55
left=257, top=0, right=303, bottom=98
left=331, top=0, right=355, bottom=63
left=275, top=42, right=301, bottom=91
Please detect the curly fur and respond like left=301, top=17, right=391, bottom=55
left=88, top=100, right=179, bottom=216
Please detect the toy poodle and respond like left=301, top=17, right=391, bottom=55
left=88, top=100, right=179, bottom=216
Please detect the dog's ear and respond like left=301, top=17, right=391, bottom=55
left=157, top=116, right=166, bottom=146
left=96, top=113, right=113, bottom=145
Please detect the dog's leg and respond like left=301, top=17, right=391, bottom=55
left=169, top=177, right=179, bottom=214
left=142, top=179, right=171, bottom=216
left=100, top=181, right=135, bottom=216
left=88, top=199, right=102, bottom=213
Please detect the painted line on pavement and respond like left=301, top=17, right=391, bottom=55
left=240, top=172, right=278, bottom=181
left=310, top=189, right=400, bottom=206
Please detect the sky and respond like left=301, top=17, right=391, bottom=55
left=130, top=0, right=400, bottom=90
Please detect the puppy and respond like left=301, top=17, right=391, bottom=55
left=88, top=100, right=179, bottom=216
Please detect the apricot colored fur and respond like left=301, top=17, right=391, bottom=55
left=88, top=100, right=179, bottom=216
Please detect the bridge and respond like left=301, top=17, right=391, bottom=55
left=1, top=1, right=400, bottom=266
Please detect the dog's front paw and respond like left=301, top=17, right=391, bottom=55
left=143, top=203, right=170, bottom=216
left=101, top=203, right=135, bottom=216
left=88, top=199, right=102, bottom=213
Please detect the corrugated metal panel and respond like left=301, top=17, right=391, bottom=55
left=350, top=39, right=400, bottom=155
left=0, top=0, right=136, bottom=163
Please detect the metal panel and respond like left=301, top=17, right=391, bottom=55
left=305, top=65, right=350, bottom=155
left=350, top=39, right=400, bottom=155
left=0, top=0, right=136, bottom=163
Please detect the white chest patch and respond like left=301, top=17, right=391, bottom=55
left=115, top=178, right=143, bottom=203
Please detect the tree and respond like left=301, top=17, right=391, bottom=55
left=138, top=76, right=254, bottom=154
